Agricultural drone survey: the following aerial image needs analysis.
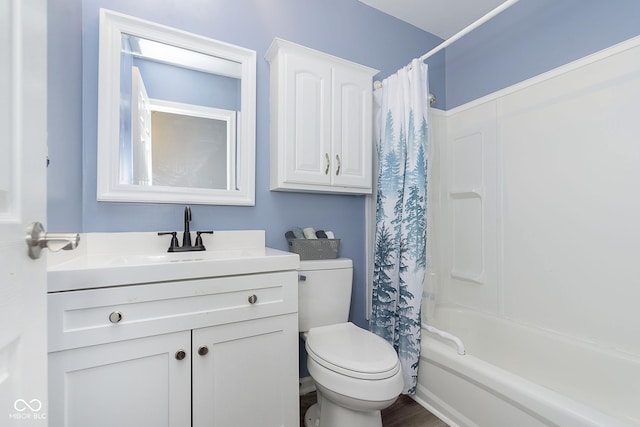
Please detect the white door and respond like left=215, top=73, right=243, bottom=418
left=0, top=0, right=49, bottom=424
left=131, top=66, right=153, bottom=186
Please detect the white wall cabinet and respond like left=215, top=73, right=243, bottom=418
left=48, top=271, right=299, bottom=427
left=266, top=38, right=378, bottom=194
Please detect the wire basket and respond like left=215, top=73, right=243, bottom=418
left=287, top=238, right=340, bottom=260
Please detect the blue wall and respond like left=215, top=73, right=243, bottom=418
left=46, top=0, right=443, bottom=339
left=446, top=0, right=640, bottom=109
left=132, top=59, right=241, bottom=110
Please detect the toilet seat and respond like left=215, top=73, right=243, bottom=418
left=306, top=322, right=400, bottom=380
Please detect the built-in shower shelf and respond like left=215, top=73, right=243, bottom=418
left=449, top=188, right=484, bottom=199
left=449, top=186, right=485, bottom=285
left=450, top=269, right=485, bottom=285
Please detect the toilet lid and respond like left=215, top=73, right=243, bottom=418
left=306, top=322, right=400, bottom=380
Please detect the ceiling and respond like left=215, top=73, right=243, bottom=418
left=358, top=0, right=508, bottom=39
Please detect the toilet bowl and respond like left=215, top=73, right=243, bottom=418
left=298, top=259, right=402, bottom=427
left=304, top=322, right=403, bottom=427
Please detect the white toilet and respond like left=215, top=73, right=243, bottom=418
left=298, top=258, right=403, bottom=427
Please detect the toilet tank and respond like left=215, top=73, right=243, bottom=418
left=298, top=258, right=353, bottom=333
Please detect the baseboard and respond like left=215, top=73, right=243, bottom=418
left=299, top=376, right=316, bottom=395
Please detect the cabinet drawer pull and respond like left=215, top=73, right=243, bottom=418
left=175, top=350, right=186, bottom=360
left=198, top=346, right=209, bottom=356
left=335, top=154, right=341, bottom=175
left=324, top=153, right=330, bottom=175
left=248, top=294, right=258, bottom=304
left=109, top=311, right=123, bottom=324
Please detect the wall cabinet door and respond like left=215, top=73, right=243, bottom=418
left=192, top=314, right=299, bottom=427
left=283, top=52, right=332, bottom=186
left=267, top=38, right=378, bottom=194
left=48, top=331, right=191, bottom=427
left=331, top=66, right=373, bottom=189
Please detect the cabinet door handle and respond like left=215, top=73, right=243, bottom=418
left=175, top=350, right=187, bottom=360
left=324, top=153, right=330, bottom=175
left=335, top=154, right=341, bottom=176
left=248, top=294, right=258, bottom=304
left=198, top=346, right=209, bottom=356
left=109, top=311, right=123, bottom=324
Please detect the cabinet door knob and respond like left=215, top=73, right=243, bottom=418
left=175, top=350, right=186, bottom=360
left=198, top=346, right=209, bottom=356
left=109, top=311, right=123, bottom=323
left=248, top=294, right=258, bottom=304
left=335, top=154, right=341, bottom=176
left=324, top=153, right=330, bottom=175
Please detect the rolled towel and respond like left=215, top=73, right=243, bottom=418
left=315, top=230, right=328, bottom=238
left=303, top=227, right=318, bottom=239
left=285, top=230, right=296, bottom=240
left=292, top=227, right=305, bottom=239
left=325, top=231, right=335, bottom=239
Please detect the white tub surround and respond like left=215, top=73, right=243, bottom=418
left=418, top=35, right=640, bottom=427
left=417, top=307, right=640, bottom=427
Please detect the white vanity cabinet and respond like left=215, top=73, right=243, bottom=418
left=48, top=270, right=299, bottom=427
left=266, top=38, right=378, bottom=194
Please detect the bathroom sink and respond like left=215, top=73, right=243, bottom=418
left=107, top=249, right=252, bottom=265
left=58, top=249, right=254, bottom=268
left=47, top=230, right=299, bottom=292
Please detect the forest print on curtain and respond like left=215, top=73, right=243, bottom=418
left=371, top=59, right=428, bottom=395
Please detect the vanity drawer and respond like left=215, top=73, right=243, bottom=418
left=48, top=271, right=298, bottom=352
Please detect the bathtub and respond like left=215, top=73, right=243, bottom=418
left=414, top=306, right=640, bottom=427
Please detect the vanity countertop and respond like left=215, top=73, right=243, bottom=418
left=47, top=230, right=299, bottom=292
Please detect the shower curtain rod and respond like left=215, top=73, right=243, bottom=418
left=373, top=0, right=520, bottom=98
left=419, top=0, right=521, bottom=62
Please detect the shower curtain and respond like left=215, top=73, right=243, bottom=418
left=371, top=58, right=429, bottom=395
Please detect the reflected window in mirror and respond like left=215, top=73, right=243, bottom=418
left=126, top=65, right=238, bottom=190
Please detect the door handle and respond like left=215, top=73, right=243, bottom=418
left=26, top=222, right=80, bottom=260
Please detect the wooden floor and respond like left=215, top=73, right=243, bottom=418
left=300, top=391, right=449, bottom=427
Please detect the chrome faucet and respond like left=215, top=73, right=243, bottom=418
left=158, top=206, right=213, bottom=252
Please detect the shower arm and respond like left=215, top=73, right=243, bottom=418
left=422, top=323, right=466, bottom=355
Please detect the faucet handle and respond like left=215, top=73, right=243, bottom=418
left=195, top=231, right=214, bottom=248
left=158, top=231, right=179, bottom=252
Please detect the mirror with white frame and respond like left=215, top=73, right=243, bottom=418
left=97, top=9, right=256, bottom=205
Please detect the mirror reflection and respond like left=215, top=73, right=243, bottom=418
left=120, top=35, right=241, bottom=190
left=97, top=9, right=256, bottom=205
